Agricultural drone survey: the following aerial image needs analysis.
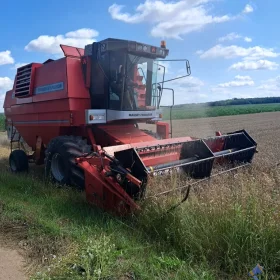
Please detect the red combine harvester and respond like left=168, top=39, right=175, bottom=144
left=3, top=38, right=257, bottom=215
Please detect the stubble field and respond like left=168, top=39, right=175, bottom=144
left=141, top=111, right=280, bottom=167
left=0, top=111, right=280, bottom=279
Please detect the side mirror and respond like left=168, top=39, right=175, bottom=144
left=186, top=60, right=191, bottom=76
left=155, top=59, right=191, bottom=84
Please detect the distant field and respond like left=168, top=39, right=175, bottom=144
left=162, top=103, right=280, bottom=120
left=0, top=113, right=4, bottom=131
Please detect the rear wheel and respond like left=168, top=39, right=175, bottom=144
left=44, top=136, right=91, bottom=190
left=9, top=149, right=29, bottom=173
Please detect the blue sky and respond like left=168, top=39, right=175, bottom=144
left=1, top=0, right=280, bottom=110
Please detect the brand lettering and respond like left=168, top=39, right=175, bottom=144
left=35, top=82, right=64, bottom=95
left=129, top=113, right=153, bottom=117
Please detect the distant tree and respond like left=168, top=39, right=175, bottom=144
left=208, top=97, right=280, bottom=107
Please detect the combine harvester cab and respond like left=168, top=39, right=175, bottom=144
left=3, top=38, right=257, bottom=216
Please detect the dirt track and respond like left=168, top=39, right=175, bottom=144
left=0, top=238, right=27, bottom=280
left=0, top=111, right=280, bottom=279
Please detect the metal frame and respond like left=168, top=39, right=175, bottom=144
left=8, top=121, right=22, bottom=152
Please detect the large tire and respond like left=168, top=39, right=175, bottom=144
left=9, top=149, right=29, bottom=173
left=44, top=136, right=91, bottom=190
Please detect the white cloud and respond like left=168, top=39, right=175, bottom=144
left=196, top=50, right=204, bottom=55
left=0, top=77, right=13, bottom=92
left=218, top=33, right=252, bottom=43
left=210, top=86, right=261, bottom=100
left=198, top=44, right=280, bottom=60
left=166, top=74, right=204, bottom=89
left=12, top=62, right=29, bottom=70
left=161, top=75, right=204, bottom=105
left=243, top=4, right=254, bottom=14
left=157, top=61, right=171, bottom=75
left=217, top=75, right=254, bottom=88
left=0, top=77, right=13, bottom=109
left=24, top=28, right=99, bottom=54
left=0, top=50, right=14, bottom=65
left=229, top=60, right=279, bottom=71
left=258, top=76, right=280, bottom=92
left=65, top=29, right=98, bottom=39
left=210, top=86, right=230, bottom=94
left=244, top=36, right=252, bottom=42
left=108, top=0, right=248, bottom=39
left=234, top=75, right=252, bottom=81
left=218, top=33, right=241, bottom=42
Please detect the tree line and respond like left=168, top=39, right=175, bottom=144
left=208, top=97, right=280, bottom=107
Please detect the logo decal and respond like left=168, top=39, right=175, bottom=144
left=129, top=113, right=153, bottom=117
left=35, top=82, right=64, bottom=95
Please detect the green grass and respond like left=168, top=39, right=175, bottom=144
left=163, top=103, right=280, bottom=120
left=1, top=102, right=280, bottom=279
left=0, top=113, right=4, bottom=131
left=0, top=169, right=216, bottom=280
left=0, top=161, right=279, bottom=279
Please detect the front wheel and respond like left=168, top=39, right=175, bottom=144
left=44, top=136, right=91, bottom=190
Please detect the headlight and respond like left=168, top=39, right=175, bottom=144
left=89, top=114, right=105, bottom=121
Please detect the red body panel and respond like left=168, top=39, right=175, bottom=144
left=67, top=58, right=91, bottom=99
left=32, top=58, right=68, bottom=103
left=4, top=56, right=91, bottom=150
left=156, top=122, right=169, bottom=139
left=79, top=160, right=139, bottom=215
left=3, top=90, right=16, bottom=109
left=95, top=124, right=156, bottom=145
left=13, top=96, right=33, bottom=105
left=60, top=44, right=84, bottom=57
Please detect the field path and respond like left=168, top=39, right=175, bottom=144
left=0, top=133, right=27, bottom=280
left=0, top=238, right=27, bottom=280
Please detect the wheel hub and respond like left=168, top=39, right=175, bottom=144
left=51, top=153, right=65, bottom=182
left=10, top=158, right=17, bottom=172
